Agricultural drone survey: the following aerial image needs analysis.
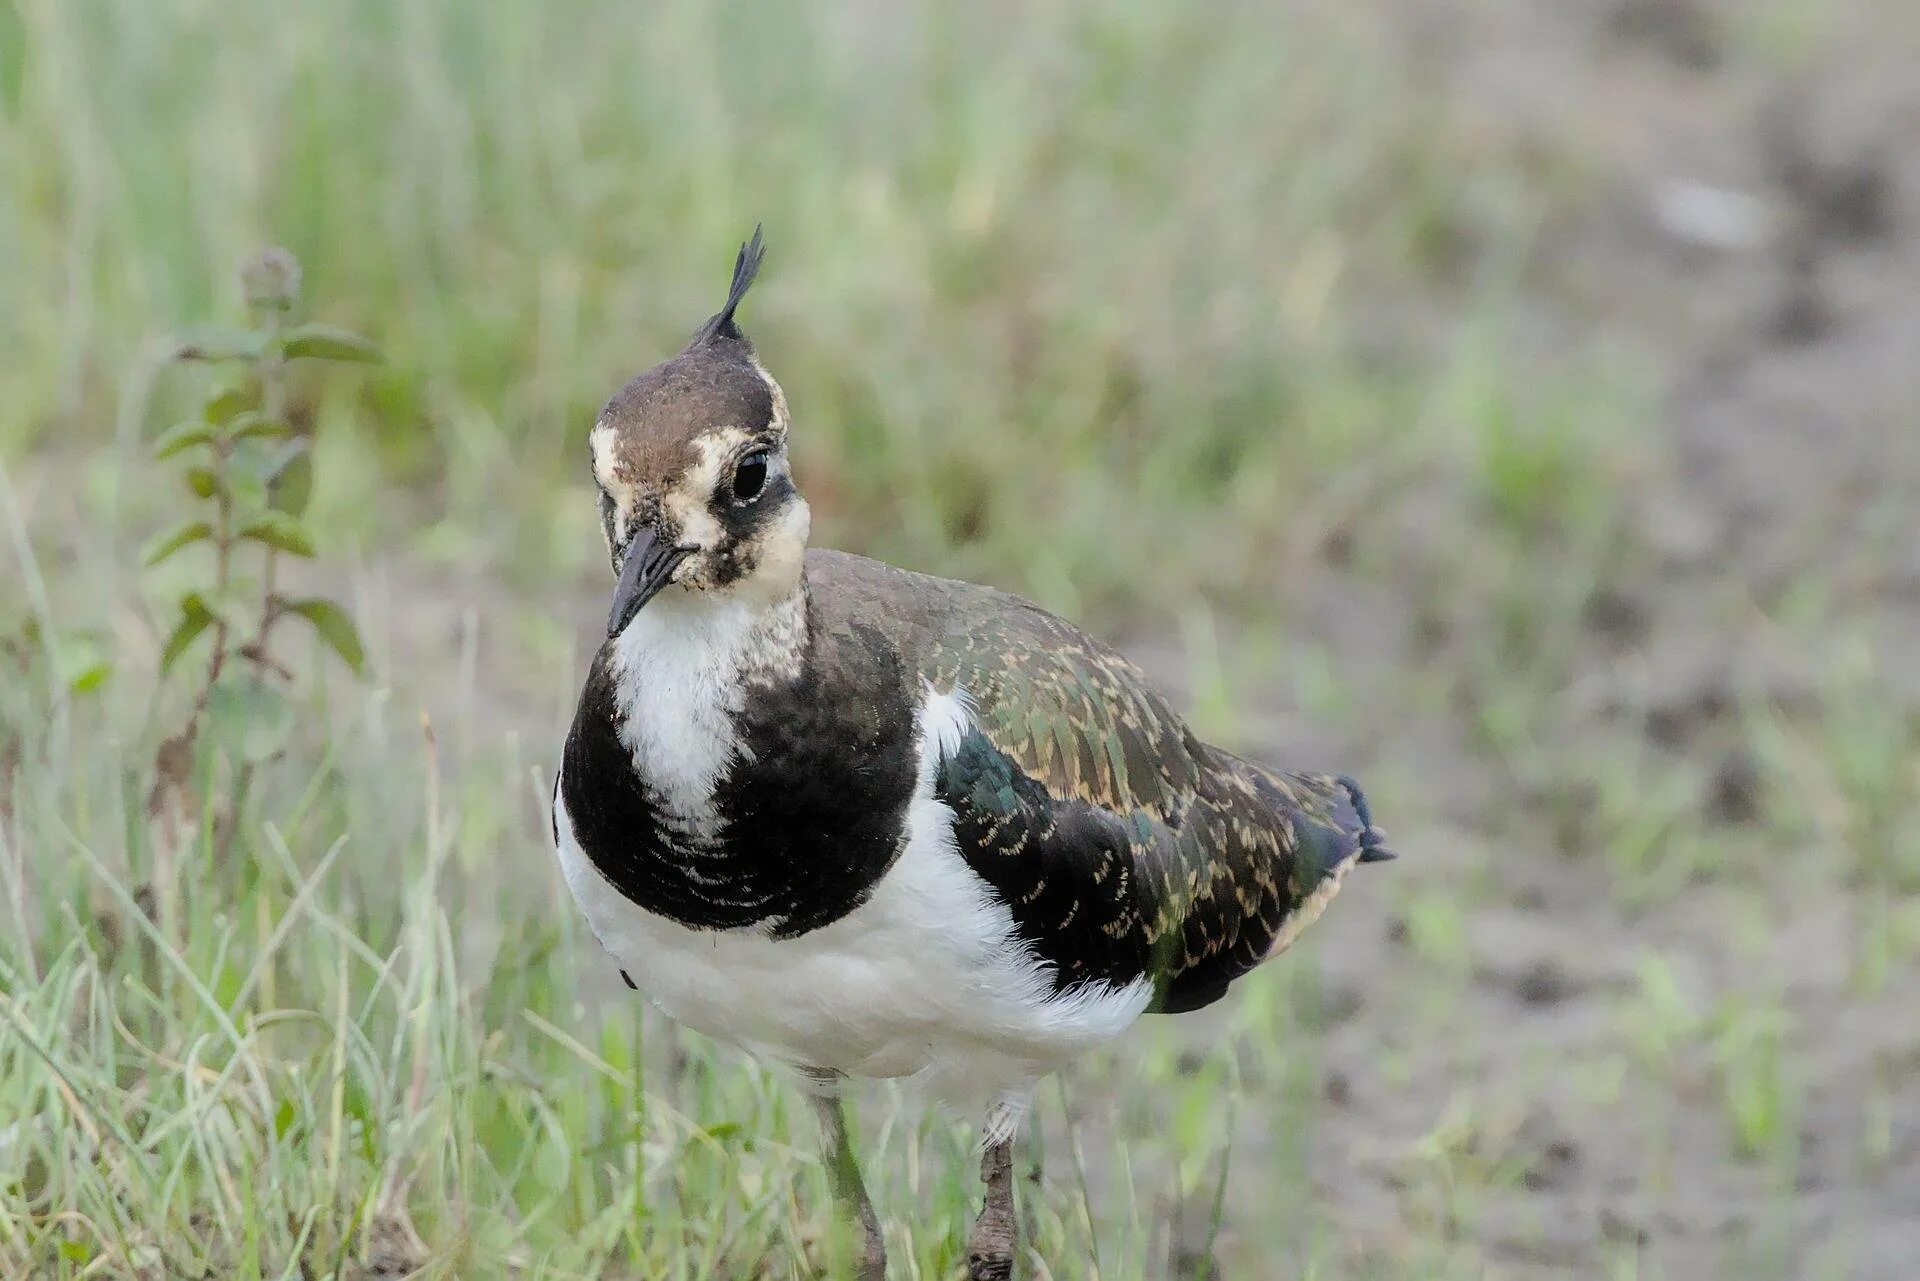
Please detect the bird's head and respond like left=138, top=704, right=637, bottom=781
left=589, top=228, right=810, bottom=638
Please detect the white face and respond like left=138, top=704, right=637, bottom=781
left=590, top=408, right=810, bottom=612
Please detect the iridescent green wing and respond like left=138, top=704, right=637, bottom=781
left=921, top=598, right=1374, bottom=1008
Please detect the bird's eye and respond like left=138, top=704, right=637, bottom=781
left=731, top=450, right=769, bottom=503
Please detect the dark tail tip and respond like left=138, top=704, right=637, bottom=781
left=1336, top=774, right=1399, bottom=866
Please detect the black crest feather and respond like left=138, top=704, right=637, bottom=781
left=689, top=225, right=766, bottom=350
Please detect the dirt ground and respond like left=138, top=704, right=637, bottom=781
left=1169, top=2, right=1920, bottom=1276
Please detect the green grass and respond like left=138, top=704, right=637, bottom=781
left=0, top=650, right=1356, bottom=1279
left=1, top=0, right=1587, bottom=618
left=4, top=0, right=1916, bottom=1277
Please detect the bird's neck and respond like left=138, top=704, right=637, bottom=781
left=595, top=579, right=808, bottom=849
left=608, top=578, right=810, bottom=703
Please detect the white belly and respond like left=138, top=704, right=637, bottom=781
left=551, top=689, right=1152, bottom=1105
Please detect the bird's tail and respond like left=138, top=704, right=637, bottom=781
left=1231, top=767, right=1396, bottom=970
left=1334, top=773, right=1397, bottom=865
left=1273, top=770, right=1398, bottom=888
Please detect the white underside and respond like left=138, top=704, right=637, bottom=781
left=553, top=683, right=1153, bottom=1112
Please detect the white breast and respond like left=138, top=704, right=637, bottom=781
left=603, top=586, right=805, bottom=836
left=552, top=685, right=1153, bottom=1107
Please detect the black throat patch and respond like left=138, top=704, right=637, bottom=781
left=560, top=620, right=919, bottom=936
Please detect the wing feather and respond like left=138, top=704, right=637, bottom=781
left=919, top=603, right=1377, bottom=1009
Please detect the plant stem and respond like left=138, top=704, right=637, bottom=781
left=184, top=426, right=234, bottom=744
left=250, top=305, right=288, bottom=665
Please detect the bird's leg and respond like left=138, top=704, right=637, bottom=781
left=805, top=1085, right=888, bottom=1281
left=966, top=1113, right=1020, bottom=1281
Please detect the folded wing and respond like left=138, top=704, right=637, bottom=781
left=920, top=598, right=1386, bottom=1012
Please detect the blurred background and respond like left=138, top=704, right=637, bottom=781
left=2, top=1, right=1916, bottom=1277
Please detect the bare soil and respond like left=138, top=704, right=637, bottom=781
left=1166, top=2, right=1920, bottom=1275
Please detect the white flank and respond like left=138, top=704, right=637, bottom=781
left=553, top=682, right=1153, bottom=1111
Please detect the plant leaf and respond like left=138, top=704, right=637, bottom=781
left=142, top=520, right=213, bottom=566
left=238, top=512, right=315, bottom=558
left=269, top=448, right=313, bottom=516
left=281, top=324, right=381, bottom=364
left=224, top=464, right=267, bottom=510
left=159, top=594, right=216, bottom=674
left=48, top=631, right=112, bottom=694
left=174, top=327, right=266, bottom=363
left=207, top=675, right=294, bottom=763
left=203, top=386, right=259, bottom=426
left=229, top=412, right=293, bottom=443
left=282, top=597, right=364, bottom=675
left=153, top=420, right=215, bottom=460
left=257, top=436, right=307, bottom=482
left=185, top=467, right=223, bottom=499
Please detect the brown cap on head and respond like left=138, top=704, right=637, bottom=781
left=591, top=228, right=808, bottom=631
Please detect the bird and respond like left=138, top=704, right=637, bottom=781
left=550, top=228, right=1395, bottom=1281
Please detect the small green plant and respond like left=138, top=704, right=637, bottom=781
left=145, top=248, right=377, bottom=830
left=1711, top=996, right=1798, bottom=1166
left=0, top=616, right=112, bottom=697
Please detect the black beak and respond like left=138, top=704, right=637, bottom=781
left=606, top=524, right=695, bottom=638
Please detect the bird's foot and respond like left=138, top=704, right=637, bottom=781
left=813, top=1194, right=888, bottom=1280
left=850, top=1201, right=889, bottom=1281
left=806, top=1084, right=890, bottom=1281
left=965, top=1227, right=1014, bottom=1281
left=965, top=1135, right=1018, bottom=1281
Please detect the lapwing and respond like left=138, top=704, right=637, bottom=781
left=551, top=229, right=1395, bottom=1280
